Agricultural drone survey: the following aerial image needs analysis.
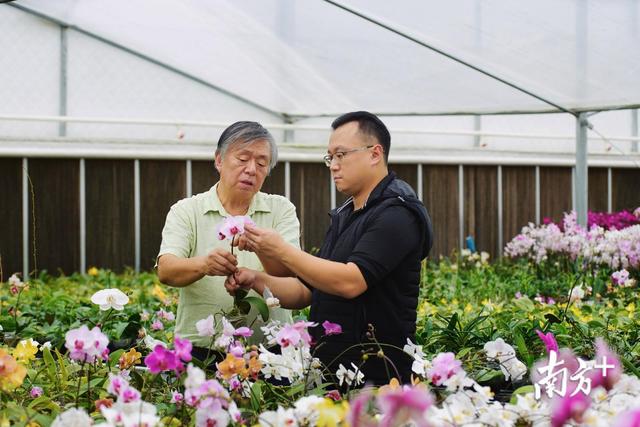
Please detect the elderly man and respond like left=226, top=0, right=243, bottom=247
left=226, top=111, right=433, bottom=386
left=157, top=121, right=299, bottom=359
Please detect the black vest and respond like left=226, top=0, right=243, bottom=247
left=309, top=172, right=433, bottom=385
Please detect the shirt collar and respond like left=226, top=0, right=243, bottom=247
left=332, top=171, right=395, bottom=216
left=201, top=183, right=271, bottom=216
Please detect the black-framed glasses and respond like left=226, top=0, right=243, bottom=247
left=323, top=145, right=374, bottom=167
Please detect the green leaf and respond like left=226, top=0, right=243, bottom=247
left=55, top=349, right=68, bottom=387
left=446, top=312, right=459, bottom=331
left=509, top=385, right=535, bottom=404
left=476, top=369, right=504, bottom=383
left=113, top=321, right=130, bottom=339
left=250, top=381, right=263, bottom=412
left=620, top=354, right=640, bottom=378
left=544, top=313, right=562, bottom=324
left=244, top=296, right=270, bottom=322
left=513, top=331, right=533, bottom=366
left=42, top=347, right=59, bottom=385
left=456, top=347, right=471, bottom=359
left=109, top=348, right=126, bottom=365
left=28, top=396, right=61, bottom=411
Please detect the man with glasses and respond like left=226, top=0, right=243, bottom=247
left=226, top=111, right=433, bottom=386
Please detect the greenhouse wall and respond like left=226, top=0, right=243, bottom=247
left=1, top=156, right=639, bottom=277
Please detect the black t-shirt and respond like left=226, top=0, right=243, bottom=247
left=346, top=204, right=421, bottom=291
left=308, top=173, right=430, bottom=386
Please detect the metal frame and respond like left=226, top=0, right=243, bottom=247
left=633, top=109, right=639, bottom=153
left=571, top=167, right=576, bottom=212
left=575, top=113, right=589, bottom=225
left=607, top=167, right=613, bottom=212
left=79, top=158, right=86, bottom=273
left=186, top=160, right=192, bottom=197
left=22, top=158, right=29, bottom=279
left=8, top=3, right=640, bottom=273
left=416, top=164, right=423, bottom=201
left=330, top=174, right=336, bottom=210
left=473, top=116, right=482, bottom=147
left=134, top=159, right=141, bottom=272
left=284, top=161, right=291, bottom=200
left=59, top=26, right=68, bottom=137
left=535, top=166, right=541, bottom=224
left=458, top=165, right=464, bottom=251
left=497, top=165, right=503, bottom=256
left=3, top=114, right=640, bottom=144
left=9, top=3, right=283, bottom=121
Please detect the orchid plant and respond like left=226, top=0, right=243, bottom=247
left=216, top=215, right=270, bottom=326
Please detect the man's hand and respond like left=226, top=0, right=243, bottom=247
left=201, top=247, right=238, bottom=277
left=241, top=224, right=286, bottom=258
left=232, top=234, right=252, bottom=252
left=224, top=267, right=258, bottom=296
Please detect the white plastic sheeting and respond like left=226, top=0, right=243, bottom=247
left=11, top=0, right=640, bottom=118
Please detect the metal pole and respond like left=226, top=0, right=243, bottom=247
left=575, top=113, right=589, bottom=226
left=416, top=164, right=423, bottom=201
left=571, top=167, right=576, bottom=211
left=79, top=158, right=86, bottom=273
left=535, top=166, right=541, bottom=224
left=284, top=161, right=291, bottom=200
left=458, top=165, right=464, bottom=251
left=186, top=160, right=192, bottom=197
left=473, top=116, right=482, bottom=147
left=22, top=158, right=29, bottom=279
left=134, top=160, right=141, bottom=272
left=330, top=174, right=336, bottom=210
left=607, top=167, right=613, bottom=212
left=632, top=109, right=639, bottom=153
left=497, top=165, right=503, bottom=257
left=59, top=26, right=68, bottom=137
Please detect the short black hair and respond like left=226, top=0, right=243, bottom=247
left=331, top=111, right=390, bottom=163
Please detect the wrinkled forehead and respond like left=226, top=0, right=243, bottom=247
left=224, top=138, right=271, bottom=157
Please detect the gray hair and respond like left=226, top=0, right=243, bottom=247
left=215, top=121, right=278, bottom=171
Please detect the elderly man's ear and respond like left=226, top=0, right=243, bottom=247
left=214, top=153, right=222, bottom=172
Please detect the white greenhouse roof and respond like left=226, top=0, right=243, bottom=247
left=11, top=0, right=640, bottom=118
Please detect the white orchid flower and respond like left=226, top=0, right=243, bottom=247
left=263, top=286, right=281, bottom=308
left=195, top=314, right=215, bottom=337
left=335, top=363, right=365, bottom=387
left=143, top=335, right=167, bottom=350
left=91, top=288, right=129, bottom=311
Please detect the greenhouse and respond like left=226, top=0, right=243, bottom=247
left=1, top=1, right=639, bottom=426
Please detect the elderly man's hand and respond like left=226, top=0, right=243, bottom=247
left=202, top=248, right=237, bottom=277
left=242, top=224, right=286, bottom=258
left=224, top=267, right=257, bottom=296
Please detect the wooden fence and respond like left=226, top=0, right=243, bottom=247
left=1, top=157, right=639, bottom=276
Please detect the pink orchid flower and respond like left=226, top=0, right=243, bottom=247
left=536, top=330, right=559, bottom=354
left=377, top=385, right=434, bottom=427
left=550, top=392, right=590, bottom=427
left=174, top=336, right=193, bottom=362
left=613, top=409, right=640, bottom=427
left=216, top=216, right=255, bottom=241
left=426, top=352, right=462, bottom=386
left=144, top=345, right=182, bottom=374
left=64, top=325, right=110, bottom=363
left=30, top=386, right=43, bottom=398
left=589, top=337, right=622, bottom=391
left=322, top=320, right=343, bottom=336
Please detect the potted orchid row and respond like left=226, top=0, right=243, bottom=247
left=2, top=289, right=640, bottom=426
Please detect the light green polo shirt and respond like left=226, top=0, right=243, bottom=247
left=157, top=184, right=300, bottom=347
